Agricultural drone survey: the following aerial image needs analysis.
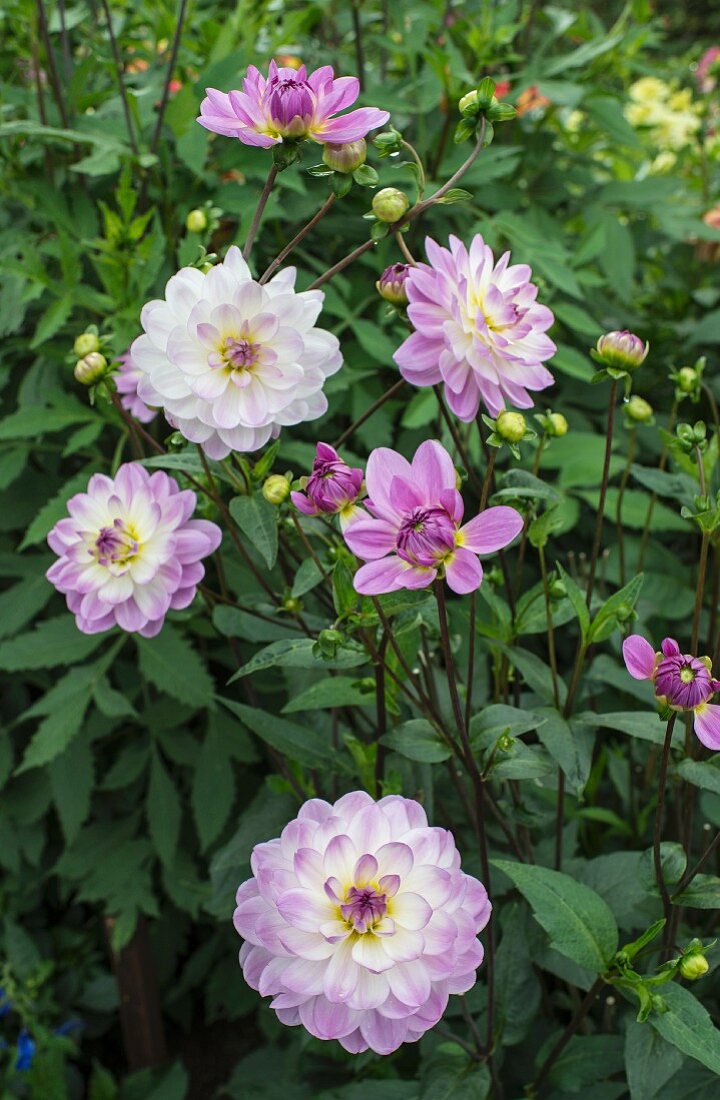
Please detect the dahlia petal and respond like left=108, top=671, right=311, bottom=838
left=444, top=548, right=483, bottom=594
left=351, top=934, right=395, bottom=973
left=459, top=505, right=524, bottom=554
left=391, top=892, right=432, bottom=931
left=276, top=889, right=335, bottom=931
left=622, top=635, right=657, bottom=680
left=693, top=703, right=720, bottom=750
left=343, top=517, right=399, bottom=561
left=661, top=637, right=681, bottom=657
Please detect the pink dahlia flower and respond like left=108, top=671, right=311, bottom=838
left=343, top=439, right=523, bottom=595
left=46, top=463, right=221, bottom=637
left=291, top=442, right=363, bottom=529
left=697, top=46, right=720, bottom=93
left=131, top=246, right=341, bottom=459
left=394, top=234, right=556, bottom=420
left=198, top=61, right=390, bottom=148
left=234, top=791, right=491, bottom=1054
left=115, top=351, right=157, bottom=424
left=623, top=635, right=720, bottom=750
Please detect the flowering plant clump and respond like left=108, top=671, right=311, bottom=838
left=46, top=464, right=221, bottom=636
left=343, top=440, right=523, bottom=594
left=234, top=792, right=490, bottom=1054
left=394, top=234, right=556, bottom=419
left=623, top=636, right=720, bottom=748
left=131, top=246, right=342, bottom=458
left=198, top=61, right=389, bottom=147
left=291, top=443, right=364, bottom=528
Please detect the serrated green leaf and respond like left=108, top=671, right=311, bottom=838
left=136, top=625, right=214, bottom=708
left=649, top=982, right=720, bottom=1076
left=218, top=698, right=331, bottom=768
left=283, top=675, right=373, bottom=713
left=229, top=493, right=278, bottom=568
left=147, top=750, right=182, bottom=867
left=192, top=728, right=235, bottom=851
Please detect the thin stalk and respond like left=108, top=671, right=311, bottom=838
left=394, top=231, right=417, bottom=266
left=616, top=428, right=637, bottom=587
left=99, top=0, right=139, bottom=154
left=242, top=165, right=278, bottom=261
left=333, top=378, right=405, bottom=448
left=308, top=238, right=377, bottom=290
left=370, top=598, right=439, bottom=721
left=374, top=633, right=389, bottom=795
left=400, top=139, right=426, bottom=199
left=57, top=0, right=73, bottom=85
left=150, top=0, right=189, bottom=154
left=673, top=829, right=720, bottom=897
left=479, top=449, right=496, bottom=512
left=585, top=380, right=618, bottom=608
left=260, top=193, right=337, bottom=283
left=538, top=545, right=560, bottom=709
left=531, top=977, right=605, bottom=1094
left=291, top=515, right=330, bottom=582
left=464, top=591, right=477, bottom=730
left=639, top=402, right=677, bottom=570
left=434, top=387, right=484, bottom=496
left=34, top=0, right=70, bottom=128
left=350, top=0, right=365, bottom=90
left=655, top=715, right=677, bottom=944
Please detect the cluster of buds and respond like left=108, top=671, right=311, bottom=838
left=673, top=420, right=708, bottom=456
left=670, top=356, right=705, bottom=403
left=455, top=76, right=517, bottom=147
left=71, top=329, right=112, bottom=386
left=624, top=395, right=654, bottom=425
left=591, top=330, right=649, bottom=384
left=482, top=409, right=536, bottom=458
left=376, top=262, right=411, bottom=306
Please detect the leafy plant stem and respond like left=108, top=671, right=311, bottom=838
left=615, top=428, right=636, bottom=587
left=464, top=590, right=476, bottom=730
left=374, top=633, right=389, bottom=795
left=638, top=401, right=677, bottom=570
left=673, top=828, right=720, bottom=897
left=291, top=515, right=330, bottom=583
left=531, top=976, right=605, bottom=1094
left=34, top=0, right=70, bottom=129
left=655, top=713, right=677, bottom=948
left=585, top=379, right=617, bottom=609
left=333, top=378, right=406, bottom=448
left=350, top=0, right=365, bottom=90
left=242, top=164, right=278, bottom=261
left=260, top=193, right=337, bottom=283
left=99, top=0, right=139, bottom=155
left=150, top=0, right=190, bottom=155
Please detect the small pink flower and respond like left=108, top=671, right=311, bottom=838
left=622, top=635, right=720, bottom=750
left=234, top=791, right=491, bottom=1055
left=697, top=46, right=720, bottom=93
left=198, top=61, right=390, bottom=148
left=343, top=439, right=523, bottom=595
left=46, top=463, right=221, bottom=637
left=394, top=235, right=556, bottom=421
left=291, top=443, right=363, bottom=529
left=115, top=352, right=157, bottom=424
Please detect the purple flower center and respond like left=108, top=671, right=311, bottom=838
left=340, top=885, right=387, bottom=933
left=94, top=519, right=138, bottom=566
left=266, top=75, right=315, bottom=134
left=397, top=506, right=456, bottom=566
left=225, top=336, right=260, bottom=370
left=655, top=653, right=715, bottom=710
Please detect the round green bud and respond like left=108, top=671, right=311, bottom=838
left=680, top=953, right=709, bottom=981
left=626, top=396, right=654, bottom=423
left=372, top=187, right=410, bottom=223
left=547, top=412, right=568, bottom=437
left=496, top=410, right=527, bottom=443
left=677, top=366, right=698, bottom=393
left=74, top=352, right=107, bottom=385
left=73, top=332, right=100, bottom=357
left=459, top=90, right=479, bottom=114
left=262, top=474, right=291, bottom=505
left=616, top=602, right=633, bottom=623
left=549, top=579, right=567, bottom=600
left=323, top=138, right=367, bottom=174
left=497, top=733, right=514, bottom=752
left=283, top=596, right=303, bottom=614
left=186, top=209, right=208, bottom=233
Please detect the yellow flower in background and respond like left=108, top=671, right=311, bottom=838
left=625, top=76, right=702, bottom=153
left=649, top=150, right=677, bottom=174
left=629, top=76, right=667, bottom=104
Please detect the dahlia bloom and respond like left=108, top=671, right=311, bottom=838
left=622, top=635, right=720, bottom=750
left=377, top=263, right=411, bottom=306
left=198, top=61, right=389, bottom=148
left=696, top=46, right=720, bottom=94
left=394, top=235, right=555, bottom=420
left=116, top=351, right=157, bottom=424
left=46, top=463, right=221, bottom=637
left=595, top=330, right=649, bottom=373
left=234, top=791, right=491, bottom=1054
left=343, top=439, right=523, bottom=595
left=131, top=246, right=341, bottom=459
left=291, top=443, right=363, bottom=529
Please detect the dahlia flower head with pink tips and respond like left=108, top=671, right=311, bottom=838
left=343, top=439, right=523, bottom=595
left=115, top=351, right=157, bottom=424
left=234, top=791, right=491, bottom=1055
left=46, top=463, right=221, bottom=637
left=198, top=61, right=390, bottom=148
left=394, top=234, right=556, bottom=420
left=623, top=635, right=720, bottom=750
left=291, top=442, right=364, bottom=529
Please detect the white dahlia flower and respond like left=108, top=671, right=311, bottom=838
left=131, top=247, right=342, bottom=459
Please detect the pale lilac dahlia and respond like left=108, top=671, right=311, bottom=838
left=234, top=791, right=491, bottom=1054
left=46, top=463, right=221, bottom=637
left=198, top=61, right=390, bottom=148
left=343, top=439, right=523, bottom=595
left=394, top=234, right=556, bottom=420
left=116, top=351, right=157, bottom=424
left=623, top=635, right=720, bottom=749
left=131, top=246, right=341, bottom=459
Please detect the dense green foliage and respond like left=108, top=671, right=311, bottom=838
left=1, top=0, right=720, bottom=1096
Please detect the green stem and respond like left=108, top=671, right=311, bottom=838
left=585, top=380, right=618, bottom=608
left=243, top=165, right=278, bottom=261
left=655, top=714, right=677, bottom=949
left=260, top=193, right=337, bottom=284
left=638, top=402, right=677, bottom=570
left=531, top=977, right=605, bottom=1095
left=616, top=428, right=637, bottom=587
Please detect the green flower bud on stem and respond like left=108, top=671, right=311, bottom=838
left=626, top=395, right=654, bottom=423
left=73, top=332, right=100, bottom=357
left=679, top=953, right=709, bottom=980
left=547, top=412, right=568, bottom=437
left=496, top=410, right=527, bottom=443
left=262, top=474, right=291, bottom=505
left=74, top=352, right=108, bottom=385
left=323, top=138, right=367, bottom=173
left=372, top=187, right=410, bottom=223
left=186, top=209, right=208, bottom=233
left=677, top=366, right=698, bottom=393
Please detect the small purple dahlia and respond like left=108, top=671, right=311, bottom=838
left=234, top=791, right=491, bottom=1054
left=291, top=442, right=363, bottom=529
left=623, top=635, right=720, bottom=749
left=47, top=463, right=221, bottom=637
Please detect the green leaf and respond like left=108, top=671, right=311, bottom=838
left=136, top=625, right=214, bottom=708
left=191, top=727, right=235, bottom=851
left=380, top=718, right=451, bottom=763
left=555, top=560, right=590, bottom=641
left=496, top=645, right=567, bottom=706
left=673, top=874, right=720, bottom=909
left=649, top=982, right=720, bottom=1076
left=0, top=615, right=103, bottom=670
left=218, top=698, right=331, bottom=768
left=492, top=860, right=618, bottom=973
left=537, top=709, right=594, bottom=794
left=626, top=1017, right=685, bottom=1100
left=147, top=750, right=182, bottom=867
left=17, top=676, right=93, bottom=773
left=0, top=404, right=95, bottom=441
left=229, top=493, right=278, bottom=568
left=575, top=711, right=675, bottom=748
left=291, top=558, right=324, bottom=598
left=283, top=676, right=373, bottom=713
left=589, top=573, right=644, bottom=642
left=227, top=637, right=367, bottom=681
left=547, top=1034, right=625, bottom=1091
left=677, top=758, right=720, bottom=796
left=0, top=572, right=53, bottom=638
left=420, top=1048, right=491, bottom=1100
left=470, top=704, right=546, bottom=746
left=50, top=734, right=93, bottom=844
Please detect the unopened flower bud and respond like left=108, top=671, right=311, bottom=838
left=262, top=474, right=291, bottom=505
left=549, top=579, right=567, bottom=600
left=626, top=396, right=653, bottom=423
left=372, top=187, right=410, bottom=223
left=616, top=603, right=634, bottom=623
left=595, top=330, right=649, bottom=372
left=376, top=262, right=411, bottom=306
left=497, top=733, right=514, bottom=752
left=322, top=138, right=367, bottom=173
left=186, top=209, right=208, bottom=233
left=283, top=596, right=303, bottom=614
left=547, top=412, right=568, bottom=437
left=496, top=410, right=527, bottom=443
left=677, top=366, right=698, bottom=393
left=74, top=352, right=107, bottom=385
left=680, top=953, right=709, bottom=981
left=459, top=90, right=479, bottom=114
left=73, top=332, right=100, bottom=357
